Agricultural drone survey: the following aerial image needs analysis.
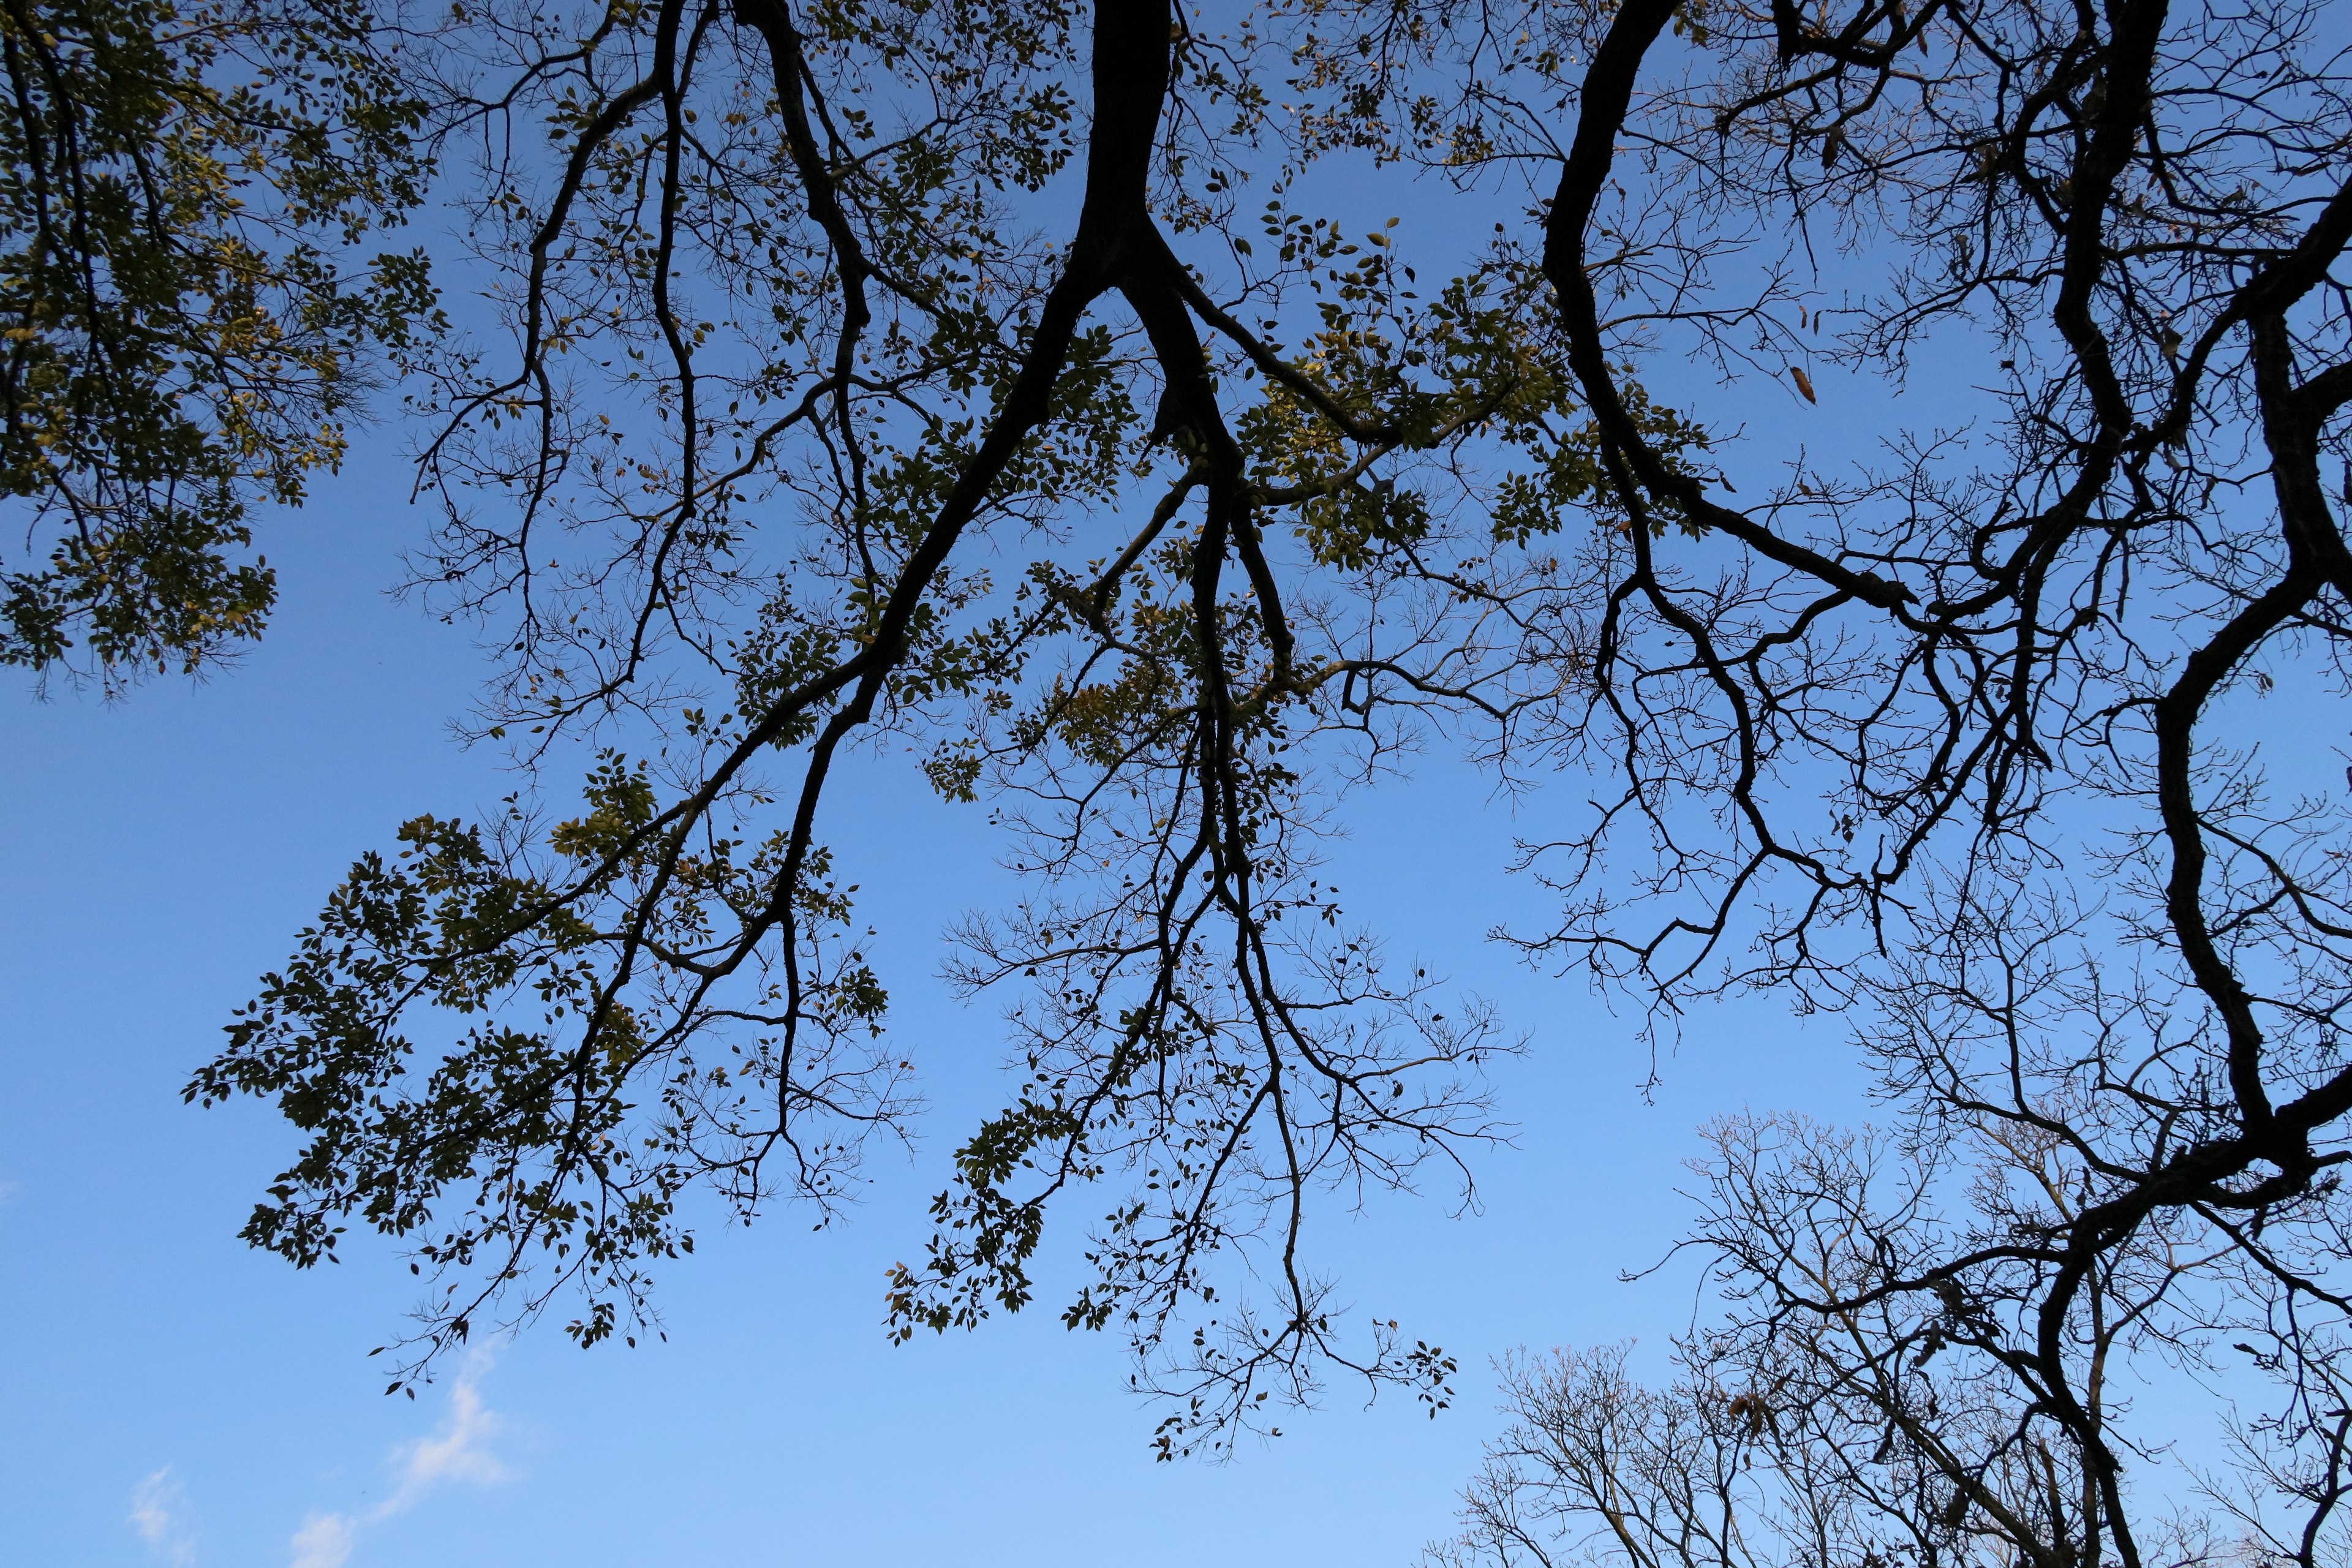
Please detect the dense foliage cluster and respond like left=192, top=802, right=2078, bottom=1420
left=0, top=0, right=430, bottom=681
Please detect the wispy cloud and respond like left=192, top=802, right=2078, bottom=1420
left=288, top=1513, right=355, bottom=1568
left=378, top=1357, right=509, bottom=1511
left=287, top=1353, right=511, bottom=1568
left=130, top=1466, right=195, bottom=1565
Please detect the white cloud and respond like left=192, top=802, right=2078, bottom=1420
left=376, top=1358, right=508, bottom=1514
left=288, top=1513, right=355, bottom=1568
left=130, top=1466, right=194, bottom=1564
left=285, top=1352, right=511, bottom=1568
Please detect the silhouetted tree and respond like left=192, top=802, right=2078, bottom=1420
left=187, top=0, right=2352, bottom=1475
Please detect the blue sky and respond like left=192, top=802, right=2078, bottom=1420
left=0, top=425, right=1877, bottom=1566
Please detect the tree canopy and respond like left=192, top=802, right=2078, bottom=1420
left=132, top=0, right=2352, bottom=1526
